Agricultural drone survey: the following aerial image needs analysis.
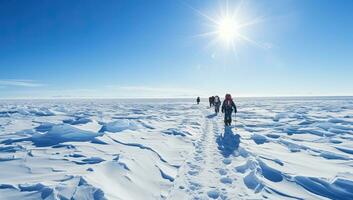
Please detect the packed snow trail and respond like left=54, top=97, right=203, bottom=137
left=167, top=108, right=247, bottom=199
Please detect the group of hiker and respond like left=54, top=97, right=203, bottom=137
left=208, top=96, right=221, bottom=113
left=196, top=94, right=237, bottom=126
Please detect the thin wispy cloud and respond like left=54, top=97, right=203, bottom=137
left=0, top=79, right=44, bottom=87
left=0, top=86, right=203, bottom=99
left=106, top=85, right=204, bottom=97
left=115, top=86, right=195, bottom=93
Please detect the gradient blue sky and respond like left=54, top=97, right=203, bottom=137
left=1, top=0, right=352, bottom=98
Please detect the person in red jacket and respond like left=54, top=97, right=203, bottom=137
left=221, top=94, right=237, bottom=126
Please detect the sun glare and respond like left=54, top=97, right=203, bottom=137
left=190, top=0, right=265, bottom=54
left=217, top=16, right=238, bottom=44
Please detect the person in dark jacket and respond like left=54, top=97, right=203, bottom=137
left=196, top=97, right=200, bottom=104
left=209, top=96, right=215, bottom=107
left=221, top=94, right=237, bottom=126
left=214, top=95, right=221, bottom=114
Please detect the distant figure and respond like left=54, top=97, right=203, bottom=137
left=196, top=97, right=200, bottom=104
left=221, top=94, right=237, bottom=126
left=214, top=95, right=221, bottom=114
left=209, top=96, right=215, bottom=107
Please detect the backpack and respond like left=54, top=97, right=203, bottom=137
left=214, top=96, right=220, bottom=103
left=225, top=100, right=233, bottom=110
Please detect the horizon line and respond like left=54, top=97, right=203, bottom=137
left=0, top=95, right=352, bottom=100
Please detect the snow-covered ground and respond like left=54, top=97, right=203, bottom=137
left=0, top=97, right=353, bottom=200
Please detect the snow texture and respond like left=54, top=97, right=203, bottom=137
left=0, top=97, right=353, bottom=200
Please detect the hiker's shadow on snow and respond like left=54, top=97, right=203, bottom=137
left=216, top=126, right=240, bottom=158
left=207, top=113, right=217, bottom=119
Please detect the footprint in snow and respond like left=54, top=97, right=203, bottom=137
left=188, top=163, right=200, bottom=170
left=188, top=170, right=199, bottom=176
left=223, top=158, right=232, bottom=165
left=189, top=181, right=202, bottom=191
left=220, top=177, right=233, bottom=184
left=219, top=169, right=227, bottom=175
left=194, top=156, right=203, bottom=161
left=207, top=190, right=220, bottom=199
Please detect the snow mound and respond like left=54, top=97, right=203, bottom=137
left=162, top=128, right=190, bottom=136
left=295, top=176, right=353, bottom=200
left=35, top=122, right=55, bottom=132
left=18, top=183, right=54, bottom=199
left=99, top=120, right=139, bottom=133
left=63, top=117, right=92, bottom=125
left=1, top=176, right=106, bottom=200
left=33, top=124, right=103, bottom=147
left=0, top=107, right=55, bottom=117
left=0, top=145, right=24, bottom=153
left=258, top=160, right=283, bottom=182
left=251, top=134, right=268, bottom=145
left=244, top=171, right=264, bottom=192
left=29, top=108, right=55, bottom=116
left=2, top=124, right=103, bottom=147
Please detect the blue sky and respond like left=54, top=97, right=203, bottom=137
left=0, top=0, right=352, bottom=98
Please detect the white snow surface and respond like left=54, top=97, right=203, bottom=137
left=0, top=97, right=353, bottom=200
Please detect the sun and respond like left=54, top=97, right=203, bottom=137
left=190, top=0, right=265, bottom=54
left=217, top=16, right=239, bottom=44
